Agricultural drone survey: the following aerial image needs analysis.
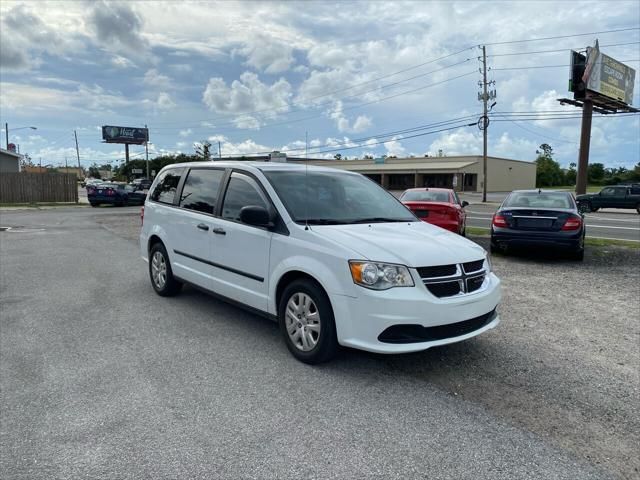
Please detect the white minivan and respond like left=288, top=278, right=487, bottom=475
left=140, top=162, right=501, bottom=363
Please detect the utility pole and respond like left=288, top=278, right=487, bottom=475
left=65, top=156, right=68, bottom=171
left=305, top=131, right=308, bottom=158
left=74, top=130, right=82, bottom=176
left=145, top=124, right=149, bottom=178
left=478, top=46, right=496, bottom=203
left=4, top=122, right=8, bottom=149
left=576, top=98, right=593, bottom=195
left=218, top=141, right=222, bottom=159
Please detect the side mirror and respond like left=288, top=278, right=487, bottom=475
left=461, top=200, right=469, bottom=208
left=239, top=205, right=273, bottom=227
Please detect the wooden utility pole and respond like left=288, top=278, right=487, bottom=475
left=218, top=141, right=222, bottom=159
left=145, top=124, right=149, bottom=178
left=576, top=98, right=593, bottom=195
left=74, top=130, right=81, bottom=174
left=481, top=46, right=488, bottom=203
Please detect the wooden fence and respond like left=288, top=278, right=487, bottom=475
left=0, top=173, right=78, bottom=203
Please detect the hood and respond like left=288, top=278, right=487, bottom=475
left=309, top=222, right=486, bottom=267
left=575, top=193, right=595, bottom=200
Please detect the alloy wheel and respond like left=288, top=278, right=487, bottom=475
left=285, top=292, right=321, bottom=351
left=151, top=251, right=167, bottom=289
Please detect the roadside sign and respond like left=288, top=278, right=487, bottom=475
left=151, top=170, right=156, bottom=176
left=132, top=168, right=143, bottom=174
left=452, top=175, right=458, bottom=187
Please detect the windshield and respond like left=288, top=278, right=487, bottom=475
left=401, top=190, right=451, bottom=202
left=263, top=170, right=416, bottom=224
left=504, top=191, right=574, bottom=209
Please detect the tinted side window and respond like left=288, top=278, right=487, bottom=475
left=150, top=169, right=183, bottom=204
left=630, top=187, right=640, bottom=195
left=222, top=173, right=268, bottom=222
left=601, top=187, right=616, bottom=196
left=179, top=169, right=225, bottom=215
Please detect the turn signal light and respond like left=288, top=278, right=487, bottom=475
left=492, top=214, right=507, bottom=228
left=562, top=216, right=582, bottom=231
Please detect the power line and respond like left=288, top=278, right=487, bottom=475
left=150, top=59, right=474, bottom=130
left=493, top=59, right=639, bottom=70
left=487, top=41, right=640, bottom=57
left=150, top=71, right=478, bottom=136
left=499, top=118, right=578, bottom=145
left=483, top=27, right=640, bottom=46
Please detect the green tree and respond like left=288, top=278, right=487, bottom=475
left=535, top=144, right=563, bottom=187
left=564, top=162, right=577, bottom=186
left=88, top=164, right=101, bottom=178
left=195, top=141, right=212, bottom=160
left=587, top=163, right=605, bottom=184
left=334, top=153, right=342, bottom=160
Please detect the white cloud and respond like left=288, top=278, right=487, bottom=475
left=205, top=134, right=271, bottom=156
left=143, top=69, right=171, bottom=89
left=429, top=130, right=483, bottom=156
left=202, top=72, right=292, bottom=128
left=236, top=34, right=295, bottom=73
left=156, top=92, right=175, bottom=109
left=328, top=101, right=373, bottom=133
left=179, top=129, right=192, bottom=137
left=384, top=136, right=406, bottom=157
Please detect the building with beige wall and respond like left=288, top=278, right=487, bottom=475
left=294, top=155, right=536, bottom=193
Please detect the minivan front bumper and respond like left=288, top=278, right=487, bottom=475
left=330, top=272, right=501, bottom=353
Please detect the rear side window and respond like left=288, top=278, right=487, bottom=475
left=630, top=187, right=640, bottom=195
left=221, top=173, right=269, bottom=222
left=150, top=169, right=183, bottom=204
left=179, top=169, right=225, bottom=215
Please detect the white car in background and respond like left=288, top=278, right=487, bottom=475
left=140, top=162, right=501, bottom=363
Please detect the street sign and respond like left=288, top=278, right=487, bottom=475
left=132, top=168, right=143, bottom=174
left=151, top=170, right=156, bottom=176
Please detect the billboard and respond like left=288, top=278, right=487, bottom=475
left=102, top=125, right=149, bottom=145
left=582, top=41, right=636, bottom=105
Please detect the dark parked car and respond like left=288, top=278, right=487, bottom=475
left=132, top=178, right=153, bottom=190
left=88, top=183, right=146, bottom=207
left=491, top=190, right=585, bottom=260
left=576, top=185, right=640, bottom=214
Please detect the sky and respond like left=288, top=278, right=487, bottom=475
left=1, top=0, right=639, bottom=170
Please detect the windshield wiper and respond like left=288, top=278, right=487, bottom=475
left=344, top=217, right=413, bottom=224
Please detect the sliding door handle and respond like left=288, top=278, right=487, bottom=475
left=196, top=223, right=209, bottom=231
left=212, top=227, right=226, bottom=235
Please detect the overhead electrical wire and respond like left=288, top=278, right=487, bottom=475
left=482, top=27, right=640, bottom=46
left=487, top=41, right=640, bottom=57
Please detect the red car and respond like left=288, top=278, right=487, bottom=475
left=400, top=188, right=469, bottom=235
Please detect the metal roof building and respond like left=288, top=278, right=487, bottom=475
left=219, top=153, right=536, bottom=193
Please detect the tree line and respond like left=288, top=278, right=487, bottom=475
left=535, top=144, right=640, bottom=188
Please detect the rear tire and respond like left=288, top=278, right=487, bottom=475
left=278, top=279, right=338, bottom=364
left=90, top=202, right=98, bottom=207
left=569, top=248, right=585, bottom=261
left=149, top=243, right=183, bottom=296
left=636, top=203, right=640, bottom=214
left=490, top=240, right=502, bottom=255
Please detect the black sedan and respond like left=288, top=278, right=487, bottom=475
left=490, top=190, right=585, bottom=260
left=88, top=183, right=146, bottom=207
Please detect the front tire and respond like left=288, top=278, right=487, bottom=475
left=149, top=243, right=182, bottom=296
left=578, top=202, right=592, bottom=214
left=278, top=279, right=338, bottom=364
left=636, top=203, right=640, bottom=214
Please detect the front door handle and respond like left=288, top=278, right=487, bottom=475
left=213, top=227, right=226, bottom=235
left=197, top=223, right=209, bottom=231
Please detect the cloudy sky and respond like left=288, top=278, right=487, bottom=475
left=1, top=0, right=638, bottom=169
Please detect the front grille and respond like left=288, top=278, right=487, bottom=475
left=378, top=309, right=497, bottom=344
left=418, top=258, right=487, bottom=298
left=467, top=275, right=485, bottom=293
left=417, top=264, right=457, bottom=278
left=426, top=281, right=461, bottom=297
left=463, top=259, right=484, bottom=273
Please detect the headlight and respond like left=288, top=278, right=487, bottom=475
left=349, top=261, right=415, bottom=290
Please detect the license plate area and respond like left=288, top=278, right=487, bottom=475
left=517, top=218, right=553, bottom=229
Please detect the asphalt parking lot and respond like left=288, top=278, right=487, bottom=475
left=1, top=207, right=639, bottom=479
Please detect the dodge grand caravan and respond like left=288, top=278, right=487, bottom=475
left=140, top=162, right=501, bottom=363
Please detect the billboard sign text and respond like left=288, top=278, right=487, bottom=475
left=102, top=126, right=149, bottom=145
left=583, top=41, right=636, bottom=105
